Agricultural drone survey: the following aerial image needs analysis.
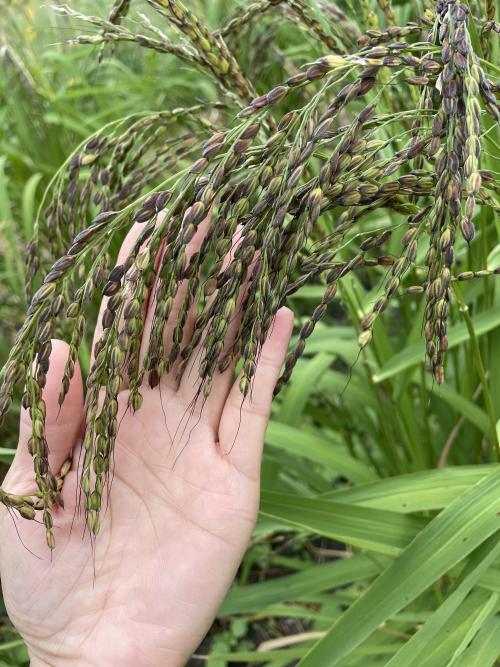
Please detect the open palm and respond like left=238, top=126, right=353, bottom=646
left=0, top=221, right=293, bottom=666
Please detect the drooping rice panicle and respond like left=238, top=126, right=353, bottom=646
left=0, top=0, right=498, bottom=543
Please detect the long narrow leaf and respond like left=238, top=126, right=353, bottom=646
left=453, top=615, right=500, bottom=667
left=298, top=469, right=500, bottom=666
left=324, top=466, right=498, bottom=512
left=0, top=448, right=16, bottom=464
left=374, top=304, right=500, bottom=382
left=279, top=353, right=333, bottom=426
left=265, top=422, right=376, bottom=483
left=221, top=554, right=381, bottom=615
left=384, top=534, right=500, bottom=667
left=260, top=492, right=426, bottom=555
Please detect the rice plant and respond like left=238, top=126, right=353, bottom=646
left=0, top=0, right=499, bottom=663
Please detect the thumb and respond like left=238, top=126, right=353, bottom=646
left=4, top=339, right=84, bottom=491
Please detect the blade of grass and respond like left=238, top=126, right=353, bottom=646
left=21, top=172, right=43, bottom=243
left=0, top=448, right=16, bottom=464
left=427, top=379, right=490, bottom=435
left=453, top=615, right=500, bottom=667
left=265, top=421, right=377, bottom=483
left=453, top=285, right=499, bottom=458
left=260, top=491, right=427, bottom=556
left=374, top=303, right=500, bottom=382
left=384, top=534, right=500, bottom=667
left=221, top=554, right=381, bottom=615
left=323, top=466, right=499, bottom=512
left=201, top=647, right=309, bottom=663
left=278, top=353, right=333, bottom=426
left=420, top=591, right=498, bottom=667
left=446, top=592, right=499, bottom=667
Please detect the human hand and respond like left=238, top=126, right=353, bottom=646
left=0, top=220, right=293, bottom=666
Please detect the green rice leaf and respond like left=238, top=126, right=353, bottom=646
left=374, top=304, right=500, bottom=382
left=0, top=448, right=16, bottom=464
left=453, top=615, right=500, bottom=667
left=384, top=534, right=500, bottom=667
left=279, top=353, right=333, bottom=425
left=221, top=554, right=381, bottom=615
left=297, top=469, right=500, bottom=666
left=203, top=647, right=309, bottom=663
left=418, top=591, right=498, bottom=667
left=21, top=172, right=43, bottom=242
left=265, top=422, right=377, bottom=484
left=427, top=380, right=491, bottom=435
left=323, top=466, right=499, bottom=512
left=260, top=492, right=426, bottom=555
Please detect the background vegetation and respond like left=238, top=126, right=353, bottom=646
left=0, top=0, right=499, bottom=664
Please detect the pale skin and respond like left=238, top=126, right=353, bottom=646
left=0, top=219, right=294, bottom=666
